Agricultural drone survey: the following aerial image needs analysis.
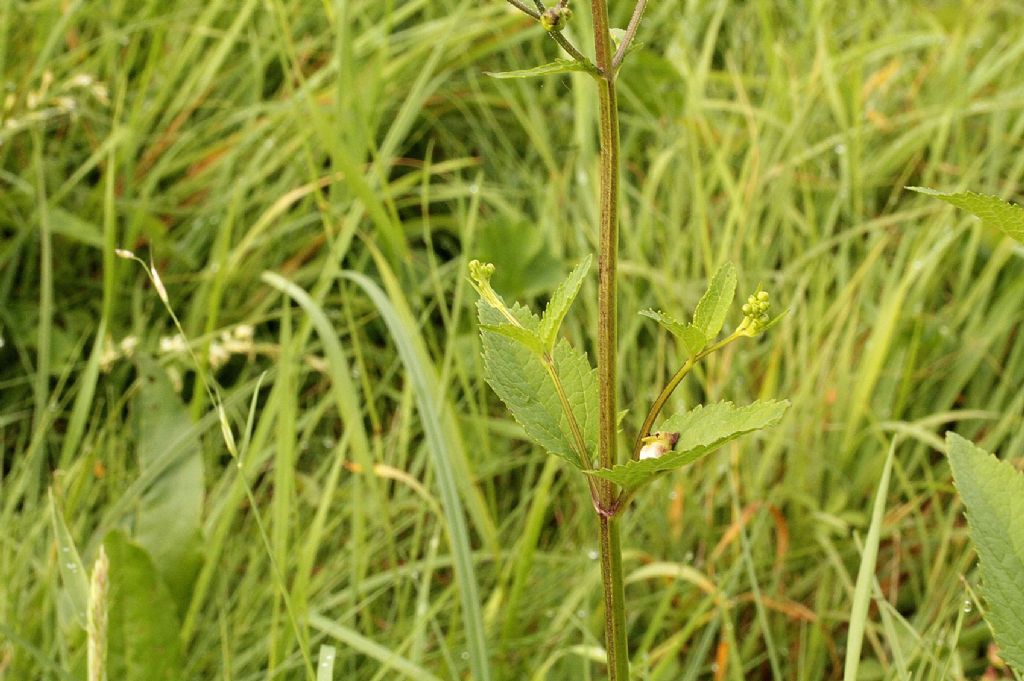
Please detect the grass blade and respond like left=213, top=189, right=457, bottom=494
left=342, top=262, right=494, bottom=681
left=843, top=440, right=895, bottom=681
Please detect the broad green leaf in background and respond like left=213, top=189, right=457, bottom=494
left=909, top=187, right=1024, bottom=243
left=537, top=254, right=592, bottom=351
left=639, top=309, right=706, bottom=357
left=104, top=530, right=184, bottom=681
left=133, top=356, right=204, bottom=612
left=692, top=262, right=737, bottom=340
left=485, top=59, right=599, bottom=79
left=49, top=489, right=89, bottom=628
left=587, top=400, right=788, bottom=489
left=475, top=221, right=562, bottom=300
left=479, top=300, right=597, bottom=468
left=946, top=432, right=1024, bottom=671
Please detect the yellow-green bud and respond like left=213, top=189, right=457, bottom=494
left=540, top=6, right=572, bottom=31
left=739, top=288, right=773, bottom=337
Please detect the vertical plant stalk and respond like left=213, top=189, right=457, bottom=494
left=590, top=0, right=629, bottom=678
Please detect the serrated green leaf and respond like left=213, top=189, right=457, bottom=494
left=692, top=262, right=737, bottom=340
left=104, top=530, right=185, bottom=681
left=946, top=432, right=1024, bottom=671
left=909, top=187, right=1024, bottom=243
left=134, top=355, right=204, bottom=612
left=479, top=300, right=596, bottom=468
left=586, top=400, right=789, bottom=489
left=485, top=59, right=598, bottom=79
left=480, top=323, right=544, bottom=354
left=640, top=309, right=706, bottom=357
left=49, top=489, right=89, bottom=628
left=538, top=255, right=591, bottom=351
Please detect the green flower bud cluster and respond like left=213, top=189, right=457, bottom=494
left=540, top=3, right=572, bottom=31
left=469, top=259, right=495, bottom=285
left=468, top=260, right=508, bottom=314
left=739, top=290, right=771, bottom=337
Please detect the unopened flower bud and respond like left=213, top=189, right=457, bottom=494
left=540, top=5, right=572, bottom=31
left=639, top=431, right=680, bottom=461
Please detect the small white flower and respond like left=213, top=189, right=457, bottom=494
left=208, top=342, right=230, bottom=369
left=119, top=336, right=139, bottom=356
left=233, top=324, right=254, bottom=342
left=159, top=334, right=187, bottom=354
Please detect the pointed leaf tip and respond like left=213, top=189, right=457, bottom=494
left=538, top=255, right=592, bottom=351
left=910, top=187, right=1024, bottom=244
left=693, top=262, right=737, bottom=340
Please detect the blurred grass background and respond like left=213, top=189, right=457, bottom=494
left=2, top=0, right=1024, bottom=678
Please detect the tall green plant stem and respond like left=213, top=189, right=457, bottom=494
left=590, top=0, right=628, bottom=678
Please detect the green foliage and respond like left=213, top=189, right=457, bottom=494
left=692, top=262, right=737, bottom=341
left=6, top=1, right=1024, bottom=678
left=909, top=187, right=1024, bottom=243
left=485, top=59, right=598, bottom=79
left=640, top=262, right=737, bottom=356
left=49, top=491, right=89, bottom=629
left=946, top=432, right=1024, bottom=672
left=479, top=322, right=545, bottom=354
left=471, top=257, right=598, bottom=469
left=104, top=530, right=185, bottom=681
left=133, top=356, right=204, bottom=612
left=587, top=401, right=789, bottom=489
left=538, top=255, right=592, bottom=351
left=478, top=299, right=597, bottom=469
left=638, top=309, right=706, bottom=357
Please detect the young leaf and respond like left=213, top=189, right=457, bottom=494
left=479, top=300, right=596, bottom=468
left=692, top=262, right=737, bottom=340
left=586, top=400, right=788, bottom=489
left=480, top=323, right=545, bottom=355
left=538, top=255, right=592, bottom=351
left=908, top=187, right=1024, bottom=244
left=639, top=309, right=706, bottom=357
left=946, top=432, right=1024, bottom=671
left=485, top=59, right=598, bottom=79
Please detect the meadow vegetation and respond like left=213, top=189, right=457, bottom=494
left=2, top=0, right=1024, bottom=678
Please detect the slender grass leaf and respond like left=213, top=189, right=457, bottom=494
left=538, top=254, right=591, bottom=351
left=909, top=187, right=1024, bottom=243
left=133, top=355, right=204, bottom=612
left=49, top=489, right=89, bottom=628
left=692, top=262, right=737, bottom=340
left=946, top=432, right=1024, bottom=671
left=317, top=645, right=337, bottom=681
left=342, top=267, right=493, bottom=681
left=479, top=300, right=597, bottom=468
left=843, top=440, right=895, bottom=681
left=104, top=530, right=184, bottom=681
left=310, top=613, right=444, bottom=681
left=640, top=309, right=706, bottom=357
left=586, top=400, right=788, bottom=489
left=485, top=59, right=598, bottom=79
